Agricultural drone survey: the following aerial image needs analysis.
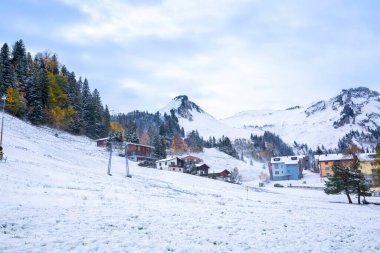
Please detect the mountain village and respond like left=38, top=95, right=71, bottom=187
left=1, top=38, right=380, bottom=252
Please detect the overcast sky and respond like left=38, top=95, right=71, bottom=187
left=1, top=0, right=379, bottom=118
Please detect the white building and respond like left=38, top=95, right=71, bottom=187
left=156, top=157, right=184, bottom=173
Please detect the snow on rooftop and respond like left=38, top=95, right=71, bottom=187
left=357, top=153, right=376, bottom=162
left=155, top=156, right=182, bottom=163
left=270, top=156, right=301, bottom=164
left=315, top=153, right=354, bottom=162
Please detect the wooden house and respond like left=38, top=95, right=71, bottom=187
left=96, top=136, right=123, bottom=150
left=190, top=163, right=209, bottom=176
left=125, top=142, right=155, bottom=162
left=96, top=138, right=108, bottom=148
left=208, top=169, right=231, bottom=179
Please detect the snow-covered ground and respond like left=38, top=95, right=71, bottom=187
left=222, top=88, right=380, bottom=149
left=1, top=114, right=380, bottom=252
left=187, top=148, right=263, bottom=182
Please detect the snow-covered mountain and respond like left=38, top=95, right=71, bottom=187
left=222, top=87, right=380, bottom=149
left=159, top=95, right=254, bottom=140
left=160, top=87, right=380, bottom=150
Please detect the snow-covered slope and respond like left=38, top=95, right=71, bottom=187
left=1, top=114, right=380, bottom=252
left=159, top=95, right=255, bottom=140
left=160, top=88, right=380, bottom=150
left=188, top=148, right=263, bottom=181
left=222, top=87, right=380, bottom=149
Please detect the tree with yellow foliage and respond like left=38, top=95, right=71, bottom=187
left=171, top=135, right=188, bottom=155
left=110, top=121, right=125, bottom=138
left=5, top=86, right=22, bottom=116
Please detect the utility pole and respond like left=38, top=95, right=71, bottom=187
left=0, top=94, right=7, bottom=161
left=0, top=94, right=7, bottom=146
left=107, top=139, right=112, bottom=176
left=125, top=143, right=131, bottom=178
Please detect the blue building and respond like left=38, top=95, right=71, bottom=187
left=269, top=156, right=303, bottom=181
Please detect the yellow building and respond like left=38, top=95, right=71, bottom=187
left=314, top=154, right=354, bottom=177
left=358, top=153, right=380, bottom=186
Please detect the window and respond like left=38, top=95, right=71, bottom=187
left=165, top=162, right=167, bottom=165
left=173, top=168, right=175, bottom=171
left=291, top=157, right=298, bottom=160
left=275, top=171, right=279, bottom=175
left=274, top=158, right=281, bottom=161
left=325, top=167, right=330, bottom=171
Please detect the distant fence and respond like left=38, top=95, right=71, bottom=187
left=288, top=186, right=324, bottom=190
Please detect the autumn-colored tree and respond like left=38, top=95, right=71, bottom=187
left=5, top=86, right=22, bottom=116
left=140, top=132, right=151, bottom=146
left=110, top=121, right=125, bottom=138
left=373, top=143, right=380, bottom=187
left=171, top=135, right=188, bottom=155
left=47, top=73, right=72, bottom=127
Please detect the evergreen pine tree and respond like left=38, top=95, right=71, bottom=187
left=81, top=78, right=94, bottom=136
left=27, top=57, right=49, bottom=125
left=152, top=134, right=166, bottom=159
left=324, top=162, right=354, bottom=204
left=11, top=39, right=28, bottom=92
left=0, top=43, right=13, bottom=94
left=92, top=88, right=104, bottom=138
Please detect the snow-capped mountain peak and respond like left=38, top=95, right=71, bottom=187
left=222, top=87, right=380, bottom=149
left=160, top=95, right=205, bottom=121
left=159, top=95, right=253, bottom=139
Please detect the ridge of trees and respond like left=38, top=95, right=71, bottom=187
left=0, top=40, right=110, bottom=138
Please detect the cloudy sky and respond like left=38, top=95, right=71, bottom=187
left=1, top=0, right=379, bottom=118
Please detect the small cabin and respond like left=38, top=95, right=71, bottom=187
left=96, top=136, right=123, bottom=149
left=208, top=169, right=231, bottom=179
left=191, top=163, right=210, bottom=176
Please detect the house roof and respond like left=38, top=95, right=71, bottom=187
left=271, top=156, right=301, bottom=165
left=95, top=138, right=108, bottom=141
left=155, top=157, right=183, bottom=163
left=314, top=153, right=353, bottom=162
left=357, top=153, right=376, bottom=162
left=96, top=136, right=123, bottom=142
left=209, top=169, right=230, bottom=174
left=125, top=142, right=154, bottom=149
left=195, top=163, right=209, bottom=169
left=181, top=155, right=202, bottom=161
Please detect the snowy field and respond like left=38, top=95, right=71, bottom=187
left=1, top=114, right=380, bottom=253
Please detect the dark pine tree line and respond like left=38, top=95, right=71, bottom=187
left=0, top=40, right=110, bottom=138
left=204, top=135, right=239, bottom=159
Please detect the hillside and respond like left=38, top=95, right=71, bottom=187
left=160, top=88, right=380, bottom=150
left=187, top=148, right=263, bottom=182
left=1, top=113, right=380, bottom=252
left=222, top=87, right=380, bottom=149
left=159, top=95, right=255, bottom=140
